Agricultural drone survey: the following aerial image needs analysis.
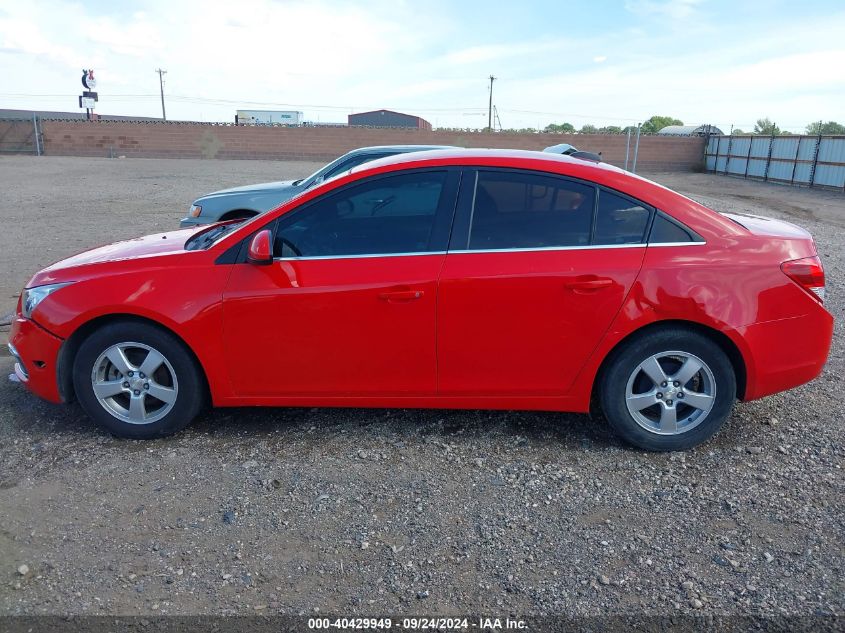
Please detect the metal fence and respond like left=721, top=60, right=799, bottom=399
left=0, top=116, right=42, bottom=155
left=705, top=134, right=845, bottom=191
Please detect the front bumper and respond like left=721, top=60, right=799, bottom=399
left=8, top=316, right=64, bottom=403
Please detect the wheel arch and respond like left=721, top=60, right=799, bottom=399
left=57, top=313, right=211, bottom=403
left=590, top=319, right=748, bottom=408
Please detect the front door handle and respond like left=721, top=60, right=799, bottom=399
left=564, top=278, right=613, bottom=292
left=379, top=289, right=424, bottom=302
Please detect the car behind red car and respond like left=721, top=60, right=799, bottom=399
left=8, top=149, right=833, bottom=450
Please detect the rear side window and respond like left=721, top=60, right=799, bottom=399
left=649, top=213, right=696, bottom=243
left=593, top=190, right=651, bottom=245
left=468, top=171, right=595, bottom=249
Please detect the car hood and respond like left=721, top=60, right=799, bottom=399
left=31, top=228, right=201, bottom=285
left=202, top=179, right=298, bottom=197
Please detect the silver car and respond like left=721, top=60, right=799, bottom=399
left=180, top=145, right=454, bottom=227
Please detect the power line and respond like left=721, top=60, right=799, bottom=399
left=0, top=92, right=824, bottom=130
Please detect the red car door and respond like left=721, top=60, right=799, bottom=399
left=222, top=169, right=459, bottom=398
left=437, top=169, right=649, bottom=397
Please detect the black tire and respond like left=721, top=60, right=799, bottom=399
left=73, top=321, right=205, bottom=439
left=600, top=327, right=736, bottom=451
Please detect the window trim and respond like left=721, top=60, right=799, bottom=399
left=448, top=243, right=647, bottom=255
left=262, top=240, right=706, bottom=262
left=273, top=250, right=447, bottom=261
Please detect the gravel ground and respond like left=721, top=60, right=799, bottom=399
left=0, top=157, right=842, bottom=619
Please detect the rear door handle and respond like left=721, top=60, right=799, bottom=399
left=379, top=289, right=424, bottom=302
left=564, top=278, right=613, bottom=292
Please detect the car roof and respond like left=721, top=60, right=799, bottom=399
left=350, top=148, right=626, bottom=177
left=351, top=144, right=457, bottom=154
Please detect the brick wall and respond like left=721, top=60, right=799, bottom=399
left=2, top=120, right=706, bottom=171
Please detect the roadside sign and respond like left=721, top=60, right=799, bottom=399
left=81, top=69, right=97, bottom=90
left=78, top=70, right=99, bottom=118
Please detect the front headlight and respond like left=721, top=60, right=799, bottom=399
left=21, top=282, right=74, bottom=319
left=189, top=204, right=202, bottom=218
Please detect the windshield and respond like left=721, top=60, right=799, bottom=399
left=184, top=220, right=246, bottom=251
left=292, top=155, right=347, bottom=187
left=292, top=151, right=393, bottom=188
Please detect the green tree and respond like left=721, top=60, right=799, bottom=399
left=622, top=125, right=639, bottom=135
left=806, top=120, right=845, bottom=135
left=731, top=128, right=745, bottom=135
left=543, top=122, right=575, bottom=133
left=640, top=115, right=683, bottom=134
left=579, top=124, right=598, bottom=134
left=753, top=118, right=780, bottom=135
left=597, top=125, right=623, bottom=134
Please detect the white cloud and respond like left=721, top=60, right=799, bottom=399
left=0, top=11, right=77, bottom=67
left=0, top=0, right=841, bottom=133
left=624, top=0, right=703, bottom=20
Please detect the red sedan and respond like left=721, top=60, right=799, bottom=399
left=8, top=150, right=833, bottom=450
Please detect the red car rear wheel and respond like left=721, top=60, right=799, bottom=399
left=600, top=327, right=736, bottom=451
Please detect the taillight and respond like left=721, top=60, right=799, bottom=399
left=781, top=256, right=825, bottom=303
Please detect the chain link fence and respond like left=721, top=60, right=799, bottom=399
left=0, top=117, right=42, bottom=155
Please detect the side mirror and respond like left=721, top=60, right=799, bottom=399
left=247, top=229, right=273, bottom=265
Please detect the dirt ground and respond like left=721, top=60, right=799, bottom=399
left=0, top=156, right=842, bottom=619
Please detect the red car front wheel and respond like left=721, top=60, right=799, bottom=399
left=73, top=321, right=205, bottom=439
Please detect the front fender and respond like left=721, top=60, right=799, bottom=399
left=33, top=262, right=235, bottom=403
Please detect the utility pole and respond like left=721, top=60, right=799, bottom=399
left=487, top=75, right=496, bottom=132
left=155, top=68, right=167, bottom=121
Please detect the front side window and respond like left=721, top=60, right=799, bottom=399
left=274, top=171, right=446, bottom=258
left=468, top=171, right=595, bottom=250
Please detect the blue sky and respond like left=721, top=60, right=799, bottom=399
left=1, top=0, right=842, bottom=132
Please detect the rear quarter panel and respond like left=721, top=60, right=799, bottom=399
left=566, top=234, right=830, bottom=408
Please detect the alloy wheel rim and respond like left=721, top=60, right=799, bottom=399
left=91, top=342, right=178, bottom=425
left=625, top=350, right=716, bottom=436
